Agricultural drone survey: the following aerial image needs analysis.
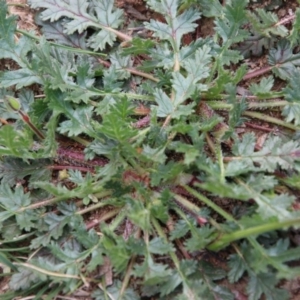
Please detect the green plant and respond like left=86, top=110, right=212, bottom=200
left=0, top=0, right=300, bottom=299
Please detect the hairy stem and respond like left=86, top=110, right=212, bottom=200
left=184, top=185, right=235, bottom=222
left=206, top=100, right=288, bottom=110
left=243, top=111, right=300, bottom=131
left=208, top=218, right=300, bottom=251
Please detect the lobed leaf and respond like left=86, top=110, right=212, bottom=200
left=29, top=0, right=123, bottom=50
left=214, top=0, right=248, bottom=46
left=269, top=39, right=300, bottom=80
left=145, top=0, right=200, bottom=50
left=247, top=8, right=288, bottom=37
left=282, top=70, right=300, bottom=125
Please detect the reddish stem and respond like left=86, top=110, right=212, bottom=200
left=132, top=115, right=150, bottom=128
left=19, top=110, right=45, bottom=139
left=243, top=66, right=273, bottom=81
left=57, top=147, right=108, bottom=167
left=244, top=122, right=274, bottom=132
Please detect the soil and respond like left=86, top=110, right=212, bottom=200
left=1, top=0, right=300, bottom=299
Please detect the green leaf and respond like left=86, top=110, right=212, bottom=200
left=152, top=88, right=173, bottom=117
left=29, top=0, right=123, bottom=50
left=197, top=261, right=233, bottom=300
left=142, top=145, right=167, bottom=164
left=0, top=69, right=42, bottom=89
left=228, top=252, right=247, bottom=283
left=145, top=0, right=200, bottom=50
left=0, top=157, right=51, bottom=187
left=36, top=16, right=87, bottom=48
left=10, top=267, right=46, bottom=290
left=223, top=83, right=247, bottom=138
left=150, top=161, right=183, bottom=186
left=214, top=0, right=248, bottom=46
left=197, top=0, right=223, bottom=17
left=0, top=252, right=18, bottom=271
left=0, top=31, right=32, bottom=66
left=99, top=97, right=136, bottom=142
left=170, top=219, right=190, bottom=240
left=122, top=37, right=155, bottom=55
left=249, top=76, right=275, bottom=98
left=247, top=272, right=289, bottom=300
left=185, top=226, right=216, bottom=251
left=170, top=141, right=200, bottom=165
left=268, top=39, right=300, bottom=80
left=172, top=72, right=197, bottom=106
left=145, top=42, right=174, bottom=70
left=87, top=1, right=124, bottom=50
left=280, top=173, right=300, bottom=190
left=0, top=125, right=35, bottom=159
left=48, top=90, right=96, bottom=137
left=198, top=179, right=250, bottom=200
left=148, top=237, right=174, bottom=255
left=127, top=199, right=151, bottom=232
left=0, top=184, right=38, bottom=231
left=219, top=48, right=244, bottom=65
left=135, top=259, right=172, bottom=286
left=58, top=106, right=94, bottom=136
left=247, top=9, right=288, bottom=37
left=182, top=45, right=211, bottom=83
left=0, top=1, right=17, bottom=43
left=235, top=34, right=273, bottom=58
left=73, top=227, right=100, bottom=249
left=158, top=272, right=182, bottom=297
left=288, top=8, right=300, bottom=46
left=228, top=133, right=300, bottom=173
left=282, top=70, right=300, bottom=125
left=150, top=194, right=169, bottom=224
left=93, top=280, right=139, bottom=300
left=30, top=204, right=82, bottom=249
left=152, top=57, right=211, bottom=119
left=109, top=51, right=132, bottom=80
left=254, top=193, right=296, bottom=222
left=101, top=225, right=131, bottom=273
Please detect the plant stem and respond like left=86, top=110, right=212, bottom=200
left=152, top=218, right=196, bottom=296
left=243, top=66, right=273, bottom=80
left=173, top=194, right=202, bottom=214
left=202, top=92, right=284, bottom=100
left=18, top=110, right=45, bottom=139
left=216, top=143, right=225, bottom=184
left=206, top=100, right=288, bottom=110
left=243, top=111, right=300, bottom=131
left=14, top=263, right=82, bottom=280
left=187, top=184, right=300, bottom=257
left=118, top=255, right=136, bottom=300
left=126, top=68, right=159, bottom=82
left=205, top=133, right=216, bottom=156
left=69, top=135, right=91, bottom=147
left=85, top=208, right=121, bottom=230
left=184, top=185, right=235, bottom=222
left=208, top=218, right=300, bottom=251
left=76, top=198, right=112, bottom=215
left=247, top=101, right=288, bottom=109
left=152, top=218, right=179, bottom=271
left=108, top=208, right=127, bottom=232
